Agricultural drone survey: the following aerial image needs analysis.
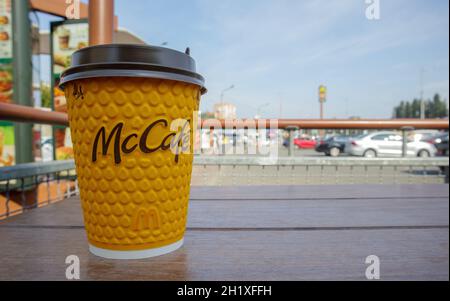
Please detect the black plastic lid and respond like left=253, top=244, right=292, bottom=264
left=59, top=44, right=206, bottom=94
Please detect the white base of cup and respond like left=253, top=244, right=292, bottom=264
left=89, top=238, right=184, bottom=260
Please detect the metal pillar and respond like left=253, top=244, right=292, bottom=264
left=401, top=126, right=414, bottom=157
left=286, top=126, right=299, bottom=157
left=320, top=102, right=324, bottom=120
left=444, top=166, right=449, bottom=184
left=12, top=0, right=33, bottom=164
left=89, top=0, right=114, bottom=45
left=319, top=102, right=325, bottom=137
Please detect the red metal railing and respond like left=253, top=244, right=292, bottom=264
left=203, top=118, right=449, bottom=129
left=0, top=103, right=69, bottom=126
left=0, top=102, right=449, bottom=129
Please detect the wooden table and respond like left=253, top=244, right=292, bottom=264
left=0, top=185, right=448, bottom=281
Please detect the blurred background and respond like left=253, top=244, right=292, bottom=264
left=0, top=0, right=448, bottom=218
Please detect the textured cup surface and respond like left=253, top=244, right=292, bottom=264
left=65, top=77, right=200, bottom=251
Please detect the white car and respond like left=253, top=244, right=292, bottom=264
left=346, top=131, right=437, bottom=158
left=41, top=138, right=54, bottom=162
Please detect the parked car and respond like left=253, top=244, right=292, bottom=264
left=41, top=137, right=54, bottom=162
left=346, top=131, right=437, bottom=158
left=427, top=132, right=449, bottom=156
left=315, top=135, right=351, bottom=157
left=414, top=130, right=439, bottom=142
left=294, top=136, right=317, bottom=149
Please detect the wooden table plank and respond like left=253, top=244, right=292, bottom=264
left=2, top=195, right=448, bottom=229
left=0, top=227, right=447, bottom=280
left=0, top=185, right=448, bottom=280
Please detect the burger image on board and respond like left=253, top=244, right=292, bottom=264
left=0, top=31, right=9, bottom=41
left=0, top=66, right=13, bottom=103
left=0, top=16, right=9, bottom=25
left=77, top=41, right=87, bottom=49
left=54, top=54, right=71, bottom=68
left=0, top=71, right=12, bottom=92
left=57, top=26, right=71, bottom=50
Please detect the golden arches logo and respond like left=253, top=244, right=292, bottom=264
left=131, top=207, right=160, bottom=231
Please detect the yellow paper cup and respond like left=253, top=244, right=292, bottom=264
left=60, top=45, right=206, bottom=259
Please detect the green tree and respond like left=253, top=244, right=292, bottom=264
left=393, top=93, right=448, bottom=118
left=393, top=101, right=405, bottom=118
left=201, top=111, right=215, bottom=119
left=431, top=93, right=447, bottom=118
left=393, top=104, right=401, bottom=118
left=40, top=83, right=51, bottom=108
left=404, top=102, right=411, bottom=118
left=411, top=99, right=420, bottom=118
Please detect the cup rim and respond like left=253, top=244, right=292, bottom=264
left=89, top=238, right=184, bottom=259
left=59, top=44, right=207, bottom=94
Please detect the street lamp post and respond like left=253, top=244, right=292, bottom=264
left=420, top=68, right=425, bottom=119
left=220, top=85, right=235, bottom=106
left=218, top=85, right=234, bottom=155
left=256, top=103, right=270, bottom=118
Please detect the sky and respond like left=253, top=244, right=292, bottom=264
left=37, top=0, right=449, bottom=119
